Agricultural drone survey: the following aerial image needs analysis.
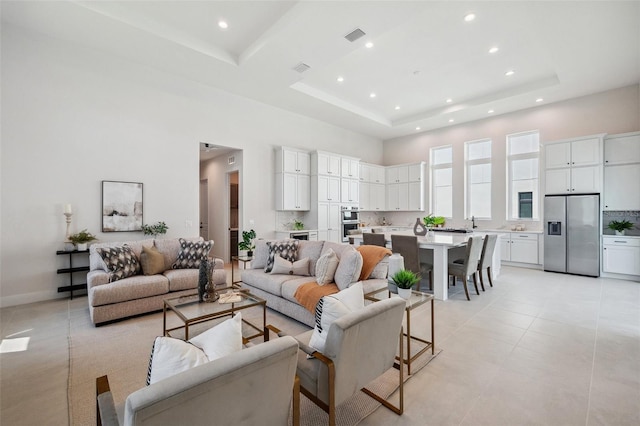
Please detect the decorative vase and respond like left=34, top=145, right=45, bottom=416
left=198, top=259, right=209, bottom=302
left=615, top=230, right=625, bottom=236
left=76, top=243, right=88, bottom=251
left=397, top=287, right=412, bottom=300
left=413, top=217, right=427, bottom=236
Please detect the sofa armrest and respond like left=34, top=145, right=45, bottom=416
left=96, top=376, right=120, bottom=426
left=211, top=257, right=224, bottom=270
left=87, top=270, right=110, bottom=288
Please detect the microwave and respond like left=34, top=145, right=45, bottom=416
left=341, top=207, right=360, bottom=223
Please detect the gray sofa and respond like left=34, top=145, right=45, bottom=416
left=87, top=237, right=226, bottom=325
left=241, top=240, right=389, bottom=327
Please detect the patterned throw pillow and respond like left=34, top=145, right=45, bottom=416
left=96, top=245, right=141, bottom=282
left=171, top=238, right=213, bottom=269
left=265, top=240, right=299, bottom=273
left=315, top=248, right=339, bottom=285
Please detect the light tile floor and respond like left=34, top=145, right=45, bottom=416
left=1, top=265, right=639, bottom=425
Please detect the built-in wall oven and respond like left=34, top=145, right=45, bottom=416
left=341, top=206, right=360, bottom=242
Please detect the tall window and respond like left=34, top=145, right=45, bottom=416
left=465, top=139, right=492, bottom=219
left=430, top=145, right=453, bottom=218
left=507, top=131, right=540, bottom=220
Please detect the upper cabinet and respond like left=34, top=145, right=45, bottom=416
left=544, top=135, right=603, bottom=195
left=341, top=157, right=360, bottom=179
left=604, top=132, right=640, bottom=165
left=360, top=163, right=385, bottom=184
left=603, top=132, right=640, bottom=210
left=386, top=165, right=409, bottom=184
left=277, top=147, right=310, bottom=174
left=315, top=152, right=341, bottom=176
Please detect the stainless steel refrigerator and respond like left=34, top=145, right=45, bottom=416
left=544, top=194, right=600, bottom=277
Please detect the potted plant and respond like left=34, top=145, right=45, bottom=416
left=238, top=229, right=256, bottom=257
left=141, top=221, right=169, bottom=237
left=608, top=220, right=634, bottom=236
left=423, top=214, right=445, bottom=228
left=293, top=219, right=304, bottom=230
left=391, top=269, right=420, bottom=300
left=68, top=229, right=97, bottom=251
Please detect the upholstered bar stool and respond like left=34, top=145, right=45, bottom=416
left=477, top=234, right=498, bottom=291
left=448, top=236, right=483, bottom=300
left=363, top=232, right=386, bottom=247
left=390, top=235, right=433, bottom=291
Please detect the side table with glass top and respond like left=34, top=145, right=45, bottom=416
left=163, top=290, right=267, bottom=343
left=365, top=287, right=435, bottom=375
left=231, top=255, right=253, bottom=284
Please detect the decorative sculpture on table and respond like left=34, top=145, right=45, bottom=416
left=413, top=217, right=427, bottom=236
left=198, top=258, right=219, bottom=303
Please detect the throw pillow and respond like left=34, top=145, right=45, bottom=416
left=146, top=313, right=243, bottom=385
left=265, top=240, right=299, bottom=273
left=315, top=248, right=339, bottom=285
left=333, top=248, right=363, bottom=290
left=171, top=238, right=213, bottom=269
left=270, top=256, right=310, bottom=276
left=189, top=312, right=243, bottom=361
left=140, top=245, right=165, bottom=275
left=95, top=245, right=141, bottom=282
left=251, top=239, right=271, bottom=269
left=308, top=282, right=364, bottom=353
left=146, top=337, right=208, bottom=385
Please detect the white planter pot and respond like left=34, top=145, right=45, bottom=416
left=397, top=287, right=412, bottom=300
left=76, top=243, right=88, bottom=251
left=615, top=230, right=625, bottom=236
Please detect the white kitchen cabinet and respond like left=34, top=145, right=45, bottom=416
left=316, top=152, right=341, bottom=176
left=408, top=181, right=424, bottom=211
left=317, top=175, right=340, bottom=202
left=603, top=236, right=640, bottom=276
left=359, top=183, right=385, bottom=211
left=545, top=136, right=601, bottom=169
left=341, top=179, right=359, bottom=203
left=275, top=173, right=310, bottom=211
left=277, top=147, right=310, bottom=174
left=386, top=183, right=409, bottom=211
left=341, top=157, right=360, bottom=179
left=370, top=165, right=385, bottom=183
left=501, top=233, right=539, bottom=264
left=604, top=132, right=640, bottom=165
left=545, top=166, right=600, bottom=194
left=408, top=163, right=424, bottom=182
left=386, top=165, right=409, bottom=184
left=359, top=182, right=371, bottom=210
left=604, top=164, right=640, bottom=210
left=317, top=202, right=341, bottom=243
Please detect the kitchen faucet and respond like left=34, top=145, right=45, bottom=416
left=471, top=216, right=477, bottom=229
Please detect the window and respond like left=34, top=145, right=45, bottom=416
left=507, top=131, right=540, bottom=220
left=430, top=145, right=453, bottom=218
left=465, top=139, right=491, bottom=219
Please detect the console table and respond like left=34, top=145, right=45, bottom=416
left=56, top=250, right=89, bottom=299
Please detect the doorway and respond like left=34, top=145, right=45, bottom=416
left=199, top=179, right=209, bottom=240
left=229, top=171, right=239, bottom=258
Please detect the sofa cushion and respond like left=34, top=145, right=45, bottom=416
left=334, top=248, right=363, bottom=290
left=320, top=241, right=356, bottom=260
left=171, top=238, right=213, bottom=269
left=189, top=312, right=243, bottom=362
left=241, top=269, right=300, bottom=297
left=155, top=237, right=205, bottom=269
left=251, top=239, right=272, bottom=269
left=146, top=336, right=208, bottom=385
left=90, top=239, right=154, bottom=272
left=308, top=282, right=364, bottom=353
left=297, top=241, right=325, bottom=276
left=95, top=245, right=141, bottom=282
left=281, top=277, right=326, bottom=304
left=163, top=269, right=199, bottom=292
left=140, top=245, right=166, bottom=275
left=369, top=256, right=390, bottom=279
left=89, top=275, right=169, bottom=306
left=270, top=256, right=310, bottom=276
left=265, top=240, right=299, bottom=273
left=315, top=248, right=339, bottom=285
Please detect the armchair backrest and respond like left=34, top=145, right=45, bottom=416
left=461, top=236, right=484, bottom=276
left=479, top=234, right=498, bottom=270
left=391, top=235, right=420, bottom=275
left=321, top=297, right=405, bottom=407
left=124, top=336, right=298, bottom=426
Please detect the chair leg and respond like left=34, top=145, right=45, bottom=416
left=472, top=273, right=480, bottom=295
left=461, top=276, right=470, bottom=300
left=362, top=327, right=404, bottom=415
left=479, top=270, right=486, bottom=291
left=487, top=266, right=494, bottom=287
left=292, top=376, right=300, bottom=426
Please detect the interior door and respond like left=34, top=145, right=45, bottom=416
left=199, top=179, right=209, bottom=240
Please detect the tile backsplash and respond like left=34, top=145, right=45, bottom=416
left=603, top=211, right=640, bottom=236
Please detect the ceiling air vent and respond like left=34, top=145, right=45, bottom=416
left=292, top=62, right=311, bottom=73
left=344, top=28, right=366, bottom=42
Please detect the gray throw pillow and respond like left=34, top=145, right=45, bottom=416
left=171, top=238, right=213, bottom=269
left=265, top=240, right=299, bottom=273
left=96, top=245, right=141, bottom=282
left=334, top=248, right=363, bottom=290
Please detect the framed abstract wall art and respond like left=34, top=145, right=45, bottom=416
left=102, top=181, right=143, bottom=232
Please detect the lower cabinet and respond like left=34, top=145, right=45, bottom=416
left=501, top=232, right=539, bottom=264
left=603, top=236, right=640, bottom=276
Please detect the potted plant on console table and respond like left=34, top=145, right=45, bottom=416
left=608, top=220, right=634, bottom=236
left=391, top=269, right=420, bottom=300
left=238, top=229, right=256, bottom=257
left=68, top=229, right=97, bottom=251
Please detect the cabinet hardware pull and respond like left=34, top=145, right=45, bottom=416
left=613, top=241, right=627, bottom=243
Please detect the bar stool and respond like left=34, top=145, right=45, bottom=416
left=363, top=232, right=386, bottom=247
left=448, top=236, right=483, bottom=300
left=390, top=234, right=433, bottom=291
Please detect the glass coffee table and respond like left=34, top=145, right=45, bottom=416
left=163, top=290, right=267, bottom=343
left=365, top=287, right=435, bottom=375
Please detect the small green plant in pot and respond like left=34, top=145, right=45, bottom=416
left=293, top=219, right=304, bottom=230
left=423, top=214, right=446, bottom=228
left=608, top=220, right=634, bottom=235
left=391, top=269, right=420, bottom=299
left=68, top=229, right=97, bottom=251
left=238, top=229, right=256, bottom=256
left=141, top=221, right=169, bottom=237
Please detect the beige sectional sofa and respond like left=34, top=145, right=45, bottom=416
left=87, top=237, right=225, bottom=325
left=241, top=239, right=389, bottom=327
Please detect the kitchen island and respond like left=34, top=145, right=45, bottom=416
left=351, top=230, right=501, bottom=300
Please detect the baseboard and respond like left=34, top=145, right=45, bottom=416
left=0, top=290, right=71, bottom=308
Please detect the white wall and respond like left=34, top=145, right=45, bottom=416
left=0, top=24, right=382, bottom=307
left=381, top=85, right=640, bottom=230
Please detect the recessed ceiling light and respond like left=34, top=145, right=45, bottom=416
left=449, top=118, right=455, bottom=123
left=505, top=70, right=515, bottom=76
left=536, top=98, right=544, bottom=103
left=446, top=98, right=453, bottom=103
left=489, top=46, right=499, bottom=54
left=218, top=20, right=228, bottom=30
left=488, top=109, right=494, bottom=113
left=369, top=92, right=376, bottom=98
left=365, top=41, right=374, bottom=49
left=395, top=105, right=401, bottom=110
left=337, top=76, right=344, bottom=82
left=416, top=127, right=421, bottom=131
left=464, top=13, right=476, bottom=22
